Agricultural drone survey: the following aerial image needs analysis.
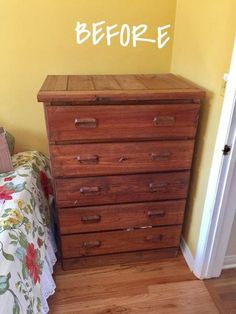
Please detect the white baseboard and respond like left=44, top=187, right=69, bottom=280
left=223, top=255, right=236, bottom=269
left=180, top=236, right=195, bottom=272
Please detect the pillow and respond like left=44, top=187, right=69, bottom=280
left=5, top=130, right=15, bottom=155
left=0, top=128, right=14, bottom=173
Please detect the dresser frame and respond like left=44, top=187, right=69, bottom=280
left=38, top=74, right=205, bottom=270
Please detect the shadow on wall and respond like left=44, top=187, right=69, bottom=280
left=13, top=128, right=48, bottom=155
left=183, top=90, right=215, bottom=239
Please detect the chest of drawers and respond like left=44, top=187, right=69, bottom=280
left=38, top=74, right=204, bottom=269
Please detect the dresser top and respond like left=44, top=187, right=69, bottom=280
left=37, top=74, right=205, bottom=103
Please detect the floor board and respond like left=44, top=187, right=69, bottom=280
left=204, top=268, right=236, bottom=314
left=49, top=255, right=219, bottom=313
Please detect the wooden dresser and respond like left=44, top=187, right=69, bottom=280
left=38, top=74, right=204, bottom=269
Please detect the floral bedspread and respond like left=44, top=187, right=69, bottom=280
left=0, top=151, right=53, bottom=314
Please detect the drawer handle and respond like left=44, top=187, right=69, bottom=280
left=77, top=155, right=99, bottom=164
left=81, top=215, right=101, bottom=224
left=146, top=235, right=163, bottom=242
left=82, top=240, right=101, bottom=249
left=147, top=209, right=166, bottom=217
left=153, top=116, right=175, bottom=126
left=118, top=156, right=128, bottom=163
left=75, top=118, right=97, bottom=128
left=151, top=152, right=172, bottom=160
left=80, top=186, right=100, bottom=194
left=149, top=183, right=168, bottom=192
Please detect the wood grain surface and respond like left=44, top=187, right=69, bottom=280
left=55, top=171, right=190, bottom=207
left=50, top=140, right=194, bottom=177
left=58, top=200, right=186, bottom=234
left=39, top=74, right=204, bottom=269
left=38, top=74, right=205, bottom=102
left=205, top=268, right=236, bottom=313
left=61, top=225, right=182, bottom=258
left=45, top=104, right=199, bottom=142
left=48, top=255, right=219, bottom=314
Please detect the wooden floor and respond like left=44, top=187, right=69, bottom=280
left=205, top=268, right=236, bottom=314
left=48, top=255, right=220, bottom=313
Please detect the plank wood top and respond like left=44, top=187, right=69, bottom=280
left=37, top=74, right=205, bottom=103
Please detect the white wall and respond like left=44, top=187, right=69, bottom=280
left=226, top=216, right=236, bottom=255
left=224, top=171, right=236, bottom=269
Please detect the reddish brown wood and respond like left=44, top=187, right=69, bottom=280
left=37, top=74, right=205, bottom=102
left=62, top=247, right=179, bottom=270
left=55, top=171, right=190, bottom=208
left=61, top=226, right=182, bottom=258
left=92, top=75, right=121, bottom=90
left=45, top=104, right=199, bottom=142
left=50, top=140, right=194, bottom=177
left=68, top=75, right=94, bottom=91
left=58, top=200, right=186, bottom=234
left=40, top=75, right=68, bottom=92
left=138, top=74, right=192, bottom=90
left=38, top=74, right=204, bottom=269
left=205, top=268, right=236, bottom=313
left=115, top=75, right=145, bottom=90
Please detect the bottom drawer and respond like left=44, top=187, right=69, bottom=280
left=61, top=225, right=182, bottom=258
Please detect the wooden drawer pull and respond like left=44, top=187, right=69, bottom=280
left=146, top=234, right=163, bottom=242
left=147, top=209, right=166, bottom=217
left=153, top=116, right=175, bottom=126
left=149, top=183, right=168, bottom=192
left=151, top=152, right=172, bottom=160
left=81, top=215, right=101, bottom=224
left=75, top=118, right=97, bottom=128
left=77, top=155, right=99, bottom=164
left=80, top=186, right=100, bottom=194
left=82, top=240, right=101, bottom=249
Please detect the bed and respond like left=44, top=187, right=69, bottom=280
left=0, top=151, right=56, bottom=314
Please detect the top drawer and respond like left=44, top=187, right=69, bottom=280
left=45, top=104, right=199, bottom=142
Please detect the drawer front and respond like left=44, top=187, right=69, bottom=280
left=58, top=200, right=185, bottom=234
left=50, top=140, right=194, bottom=177
left=55, top=172, right=190, bottom=207
left=61, top=226, right=182, bottom=258
left=46, top=104, right=199, bottom=142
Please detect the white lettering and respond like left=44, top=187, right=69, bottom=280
left=75, top=21, right=171, bottom=49
left=132, top=24, right=156, bottom=47
left=75, top=22, right=91, bottom=44
left=157, top=24, right=171, bottom=48
left=92, top=21, right=106, bottom=45
left=106, top=24, right=119, bottom=46
left=120, top=24, right=131, bottom=47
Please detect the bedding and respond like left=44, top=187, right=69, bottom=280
left=0, top=151, right=56, bottom=314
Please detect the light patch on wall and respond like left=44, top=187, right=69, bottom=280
left=75, top=21, right=171, bottom=48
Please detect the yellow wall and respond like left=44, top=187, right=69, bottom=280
left=0, top=0, right=176, bottom=153
left=2, top=0, right=236, bottom=257
left=171, top=0, right=236, bottom=255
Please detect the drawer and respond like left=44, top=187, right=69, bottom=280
left=55, top=171, right=190, bottom=207
left=58, top=200, right=185, bottom=234
left=50, top=140, right=194, bottom=177
left=45, top=104, right=199, bottom=142
left=61, top=225, right=182, bottom=258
